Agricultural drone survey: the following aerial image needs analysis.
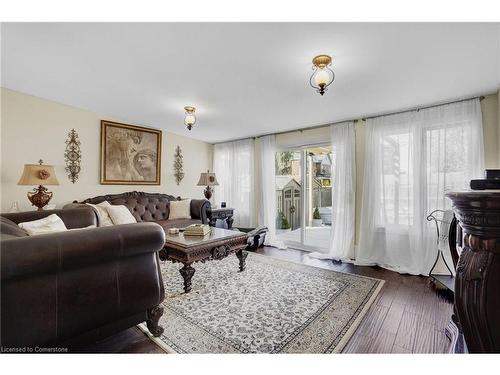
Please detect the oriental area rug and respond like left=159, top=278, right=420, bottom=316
left=142, top=252, right=384, bottom=353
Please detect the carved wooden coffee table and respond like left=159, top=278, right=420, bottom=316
left=159, top=227, right=248, bottom=293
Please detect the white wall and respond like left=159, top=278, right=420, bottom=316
left=0, top=88, right=213, bottom=212
left=482, top=93, right=499, bottom=168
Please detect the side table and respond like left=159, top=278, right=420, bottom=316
left=208, top=207, right=234, bottom=229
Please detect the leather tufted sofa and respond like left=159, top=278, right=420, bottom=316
left=0, top=207, right=166, bottom=349
left=66, top=191, right=211, bottom=231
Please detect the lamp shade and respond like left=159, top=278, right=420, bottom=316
left=18, top=164, right=60, bottom=186
left=197, top=172, right=219, bottom=186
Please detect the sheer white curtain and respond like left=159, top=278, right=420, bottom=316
left=259, top=135, right=286, bottom=249
left=213, top=138, right=255, bottom=227
left=357, top=99, right=484, bottom=275
left=310, top=122, right=356, bottom=260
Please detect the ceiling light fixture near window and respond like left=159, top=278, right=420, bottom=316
left=310, top=55, right=335, bottom=96
left=184, top=106, right=196, bottom=130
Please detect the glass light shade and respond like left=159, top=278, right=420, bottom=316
left=184, top=114, right=196, bottom=126
left=309, top=65, right=335, bottom=95
left=311, top=67, right=334, bottom=87
left=313, top=69, right=332, bottom=86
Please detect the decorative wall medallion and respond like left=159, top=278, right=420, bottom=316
left=64, top=129, right=82, bottom=183
left=173, top=145, right=184, bottom=185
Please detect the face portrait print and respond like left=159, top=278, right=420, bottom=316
left=133, top=149, right=157, bottom=181
left=106, top=129, right=143, bottom=181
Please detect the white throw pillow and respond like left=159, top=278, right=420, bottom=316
left=86, top=201, right=114, bottom=226
left=18, top=214, right=68, bottom=236
left=169, top=199, right=192, bottom=220
left=105, top=205, right=137, bottom=225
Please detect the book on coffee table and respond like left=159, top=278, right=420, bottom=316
left=184, top=224, right=211, bottom=236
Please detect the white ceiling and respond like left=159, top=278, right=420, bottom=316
left=2, top=23, right=500, bottom=143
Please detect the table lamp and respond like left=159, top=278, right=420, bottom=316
left=18, top=159, right=60, bottom=210
left=197, top=170, right=219, bottom=200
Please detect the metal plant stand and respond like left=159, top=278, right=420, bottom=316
left=426, top=209, right=456, bottom=293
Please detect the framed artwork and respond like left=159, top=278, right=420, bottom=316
left=100, top=120, right=162, bottom=185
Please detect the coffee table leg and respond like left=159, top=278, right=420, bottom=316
left=158, top=248, right=168, bottom=261
left=236, top=249, right=248, bottom=272
left=179, top=263, right=195, bottom=293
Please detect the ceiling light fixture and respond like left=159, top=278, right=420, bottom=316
left=184, top=106, right=196, bottom=130
left=310, top=55, right=335, bottom=96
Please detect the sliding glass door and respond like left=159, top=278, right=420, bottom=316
left=275, top=145, right=333, bottom=251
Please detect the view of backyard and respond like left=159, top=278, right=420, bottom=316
left=275, top=147, right=333, bottom=250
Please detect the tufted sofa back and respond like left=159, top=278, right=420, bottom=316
left=109, top=196, right=171, bottom=222
left=77, top=191, right=179, bottom=223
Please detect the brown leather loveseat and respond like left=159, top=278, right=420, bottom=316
left=0, top=207, right=166, bottom=350
left=67, top=191, right=211, bottom=231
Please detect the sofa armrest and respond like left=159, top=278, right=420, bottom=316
left=1, top=208, right=97, bottom=229
left=190, top=199, right=211, bottom=223
left=1, top=222, right=165, bottom=280
left=63, top=203, right=101, bottom=226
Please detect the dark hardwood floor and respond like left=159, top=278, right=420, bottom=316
left=74, top=326, right=165, bottom=353
left=78, top=246, right=453, bottom=354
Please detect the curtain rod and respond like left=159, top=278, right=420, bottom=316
left=213, top=94, right=488, bottom=145
left=361, top=94, right=485, bottom=121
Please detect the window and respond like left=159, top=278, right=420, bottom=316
left=358, top=99, right=484, bottom=275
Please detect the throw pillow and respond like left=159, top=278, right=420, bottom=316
left=169, top=199, right=192, bottom=220
left=18, top=214, right=68, bottom=236
left=105, top=205, right=137, bottom=225
left=86, top=201, right=114, bottom=226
